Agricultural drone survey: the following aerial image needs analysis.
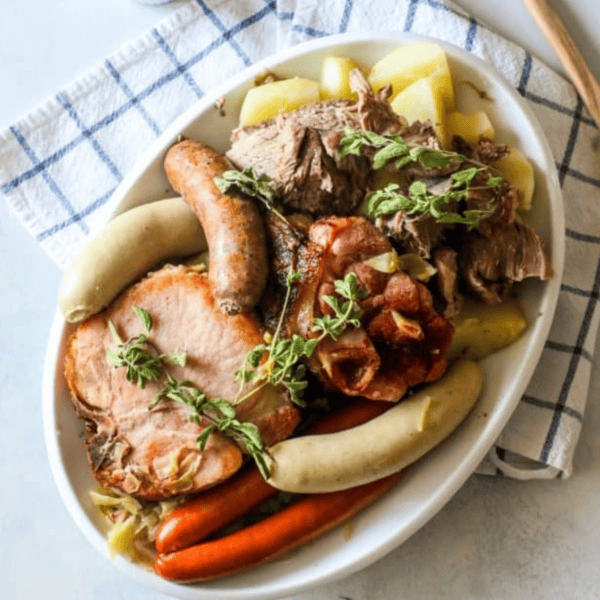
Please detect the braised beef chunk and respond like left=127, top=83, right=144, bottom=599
left=451, top=135, right=510, bottom=164
left=433, top=247, right=462, bottom=318
left=228, top=98, right=369, bottom=215
left=466, top=170, right=520, bottom=226
left=227, top=70, right=418, bottom=216
left=376, top=211, right=447, bottom=258
left=459, top=219, right=554, bottom=304
left=349, top=70, right=405, bottom=133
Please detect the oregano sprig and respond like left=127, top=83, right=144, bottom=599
left=364, top=162, right=504, bottom=228
left=149, top=374, right=269, bottom=479
left=234, top=270, right=315, bottom=407
left=312, top=273, right=366, bottom=339
left=214, top=168, right=287, bottom=222
left=339, top=128, right=463, bottom=170
left=105, top=308, right=165, bottom=389
left=235, top=271, right=367, bottom=407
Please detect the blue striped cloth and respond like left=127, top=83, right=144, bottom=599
left=2, top=0, right=598, bottom=478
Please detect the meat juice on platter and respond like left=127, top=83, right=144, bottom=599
left=58, top=41, right=553, bottom=581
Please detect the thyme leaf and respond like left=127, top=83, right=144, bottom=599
left=339, top=128, right=463, bottom=170
left=214, top=168, right=287, bottom=222
left=105, top=308, right=165, bottom=389
left=151, top=375, right=270, bottom=480
left=237, top=271, right=366, bottom=408
left=365, top=179, right=487, bottom=229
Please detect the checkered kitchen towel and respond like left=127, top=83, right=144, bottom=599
left=2, top=0, right=599, bottom=479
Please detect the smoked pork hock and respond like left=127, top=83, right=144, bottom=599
left=262, top=215, right=454, bottom=402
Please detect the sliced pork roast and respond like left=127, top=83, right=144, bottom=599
left=263, top=215, right=453, bottom=402
left=65, top=265, right=300, bottom=501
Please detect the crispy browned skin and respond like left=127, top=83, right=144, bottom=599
left=64, top=265, right=300, bottom=501
left=164, top=140, right=268, bottom=315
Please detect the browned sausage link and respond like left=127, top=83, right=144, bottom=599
left=164, top=140, right=268, bottom=315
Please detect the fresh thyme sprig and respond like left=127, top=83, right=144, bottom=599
left=105, top=307, right=165, bottom=389
left=214, top=168, right=287, bottom=222
left=339, top=128, right=464, bottom=170
left=106, top=307, right=268, bottom=477
left=364, top=165, right=502, bottom=228
left=312, top=273, right=366, bottom=339
left=235, top=271, right=366, bottom=407
left=149, top=374, right=269, bottom=479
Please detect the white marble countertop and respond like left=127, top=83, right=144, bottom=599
left=2, top=1, right=600, bottom=599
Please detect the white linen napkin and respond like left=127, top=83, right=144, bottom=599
left=2, top=0, right=598, bottom=479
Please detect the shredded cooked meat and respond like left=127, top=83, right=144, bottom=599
left=459, top=219, right=554, bottom=303
left=227, top=70, right=441, bottom=217
left=433, top=247, right=462, bottom=318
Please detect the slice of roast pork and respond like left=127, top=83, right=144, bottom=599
left=65, top=265, right=300, bottom=501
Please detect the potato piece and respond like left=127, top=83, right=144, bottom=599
left=447, top=299, right=528, bottom=361
left=492, top=146, right=535, bottom=210
left=239, top=77, right=320, bottom=126
left=390, top=71, right=448, bottom=147
left=320, top=56, right=360, bottom=100
left=368, top=42, right=455, bottom=110
left=447, top=111, right=494, bottom=144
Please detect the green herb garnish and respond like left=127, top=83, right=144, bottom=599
left=365, top=170, right=489, bottom=228
left=214, top=168, right=286, bottom=221
left=236, top=271, right=366, bottom=407
left=339, top=128, right=463, bottom=170
left=150, top=374, right=270, bottom=480
left=105, top=310, right=165, bottom=389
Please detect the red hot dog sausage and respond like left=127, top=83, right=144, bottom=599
left=154, top=470, right=403, bottom=582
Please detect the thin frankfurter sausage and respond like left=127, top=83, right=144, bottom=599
left=154, top=471, right=402, bottom=582
left=164, top=139, right=268, bottom=315
left=155, top=399, right=390, bottom=553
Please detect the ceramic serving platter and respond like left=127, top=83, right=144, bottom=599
left=43, top=30, right=564, bottom=600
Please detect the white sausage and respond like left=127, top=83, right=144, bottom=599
left=266, top=359, right=483, bottom=493
left=58, top=198, right=207, bottom=322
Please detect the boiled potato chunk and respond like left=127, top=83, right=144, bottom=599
left=492, top=146, right=535, bottom=210
left=390, top=71, right=448, bottom=147
left=447, top=111, right=494, bottom=144
left=448, top=299, right=528, bottom=361
left=239, top=77, right=320, bottom=126
left=368, top=43, right=455, bottom=110
left=320, top=56, right=360, bottom=100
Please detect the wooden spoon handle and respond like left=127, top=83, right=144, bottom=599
left=523, top=0, right=600, bottom=126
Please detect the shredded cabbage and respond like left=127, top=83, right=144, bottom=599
left=90, top=486, right=184, bottom=566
